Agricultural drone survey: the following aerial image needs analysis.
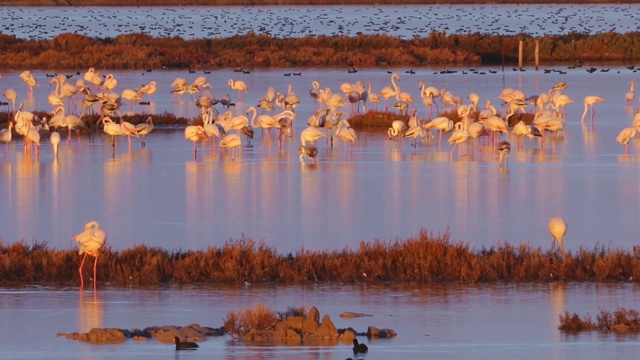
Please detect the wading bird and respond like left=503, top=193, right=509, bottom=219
left=72, top=221, right=107, bottom=289
left=548, top=217, right=567, bottom=255
left=498, top=140, right=511, bottom=168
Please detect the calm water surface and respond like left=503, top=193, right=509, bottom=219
left=2, top=4, right=640, bottom=359
left=2, top=284, right=640, bottom=359
left=1, top=66, right=639, bottom=253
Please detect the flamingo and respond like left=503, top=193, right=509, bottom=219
left=403, top=125, right=426, bottom=148
left=50, top=131, right=61, bottom=157
left=247, top=106, right=285, bottom=145
left=137, top=80, right=157, bottom=102
left=135, top=116, right=154, bottom=147
left=548, top=216, right=567, bottom=255
left=300, top=126, right=327, bottom=146
left=366, top=82, right=380, bottom=111
left=19, top=70, right=39, bottom=97
left=282, top=83, right=301, bottom=110
left=616, top=127, right=636, bottom=154
left=380, top=73, right=400, bottom=111
left=84, top=67, right=103, bottom=90
left=122, top=89, right=142, bottom=112
left=72, top=221, right=107, bottom=289
left=335, top=119, right=357, bottom=153
left=580, top=95, right=604, bottom=127
left=219, top=133, right=242, bottom=150
left=422, top=116, right=453, bottom=145
left=310, top=81, right=321, bottom=108
left=448, top=122, right=469, bottom=159
left=203, top=112, right=226, bottom=147
left=25, top=125, right=41, bottom=154
left=185, top=125, right=206, bottom=158
left=102, top=117, right=127, bottom=147
left=625, top=81, right=635, bottom=106
left=0, top=122, right=13, bottom=156
left=498, top=140, right=511, bottom=168
left=298, top=144, right=319, bottom=163
left=3, top=88, right=17, bottom=115
left=387, top=120, right=407, bottom=143
left=228, top=79, right=248, bottom=101
left=101, top=74, right=118, bottom=93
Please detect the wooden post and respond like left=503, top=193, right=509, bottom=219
left=535, top=40, right=539, bottom=71
left=518, top=40, right=523, bottom=71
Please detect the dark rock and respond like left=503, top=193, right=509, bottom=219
left=367, top=326, right=397, bottom=338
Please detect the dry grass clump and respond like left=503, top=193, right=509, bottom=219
left=4, top=230, right=640, bottom=286
left=223, top=303, right=279, bottom=339
left=559, top=307, right=640, bottom=332
left=348, top=111, right=409, bottom=128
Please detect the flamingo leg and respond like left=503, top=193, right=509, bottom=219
left=93, top=254, right=99, bottom=289
left=79, top=253, right=88, bottom=287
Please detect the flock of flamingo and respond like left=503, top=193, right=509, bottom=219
left=1, top=68, right=639, bottom=165
left=0, top=68, right=592, bottom=288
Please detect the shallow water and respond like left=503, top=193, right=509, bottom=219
left=2, top=4, right=640, bottom=360
left=2, top=4, right=640, bottom=40
left=1, top=66, right=639, bottom=254
left=2, top=283, right=640, bottom=359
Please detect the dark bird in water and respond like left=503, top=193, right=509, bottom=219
left=498, top=140, right=511, bottom=168
left=174, top=336, right=199, bottom=350
left=352, top=339, right=368, bottom=354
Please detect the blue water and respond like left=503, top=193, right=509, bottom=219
left=2, top=4, right=640, bottom=360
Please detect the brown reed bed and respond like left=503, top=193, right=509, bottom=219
left=3, top=229, right=640, bottom=286
left=559, top=307, right=640, bottom=333
left=1, top=31, right=640, bottom=71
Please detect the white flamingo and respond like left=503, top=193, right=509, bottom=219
left=72, top=220, right=107, bottom=288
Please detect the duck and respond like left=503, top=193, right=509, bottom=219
left=352, top=339, right=368, bottom=354
left=174, top=336, right=199, bottom=350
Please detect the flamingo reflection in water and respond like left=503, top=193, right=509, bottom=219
left=72, top=221, right=107, bottom=289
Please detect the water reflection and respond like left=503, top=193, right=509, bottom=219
left=79, top=290, right=103, bottom=332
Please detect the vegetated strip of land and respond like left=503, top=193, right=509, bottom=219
left=0, top=31, right=638, bottom=71
left=4, top=0, right=640, bottom=6
left=2, top=229, right=639, bottom=286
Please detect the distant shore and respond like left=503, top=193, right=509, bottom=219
left=3, top=0, right=640, bottom=6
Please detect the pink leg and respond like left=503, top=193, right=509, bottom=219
left=79, top=253, right=87, bottom=287
left=93, top=255, right=99, bottom=289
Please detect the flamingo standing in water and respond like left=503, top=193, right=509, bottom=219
left=185, top=125, right=206, bottom=159
left=498, top=140, right=511, bottom=168
left=616, top=127, right=636, bottom=154
left=448, top=122, right=469, bottom=159
left=50, top=131, right=61, bottom=157
left=19, top=70, right=39, bottom=97
left=72, top=220, right=107, bottom=289
left=380, top=73, right=400, bottom=111
left=625, top=81, right=635, bottom=106
left=0, top=122, right=13, bottom=156
left=580, top=95, right=604, bottom=128
left=228, top=79, right=248, bottom=102
left=548, top=217, right=567, bottom=255
left=135, top=116, right=154, bottom=147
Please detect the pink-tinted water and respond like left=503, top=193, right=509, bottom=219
left=1, top=284, right=640, bottom=359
